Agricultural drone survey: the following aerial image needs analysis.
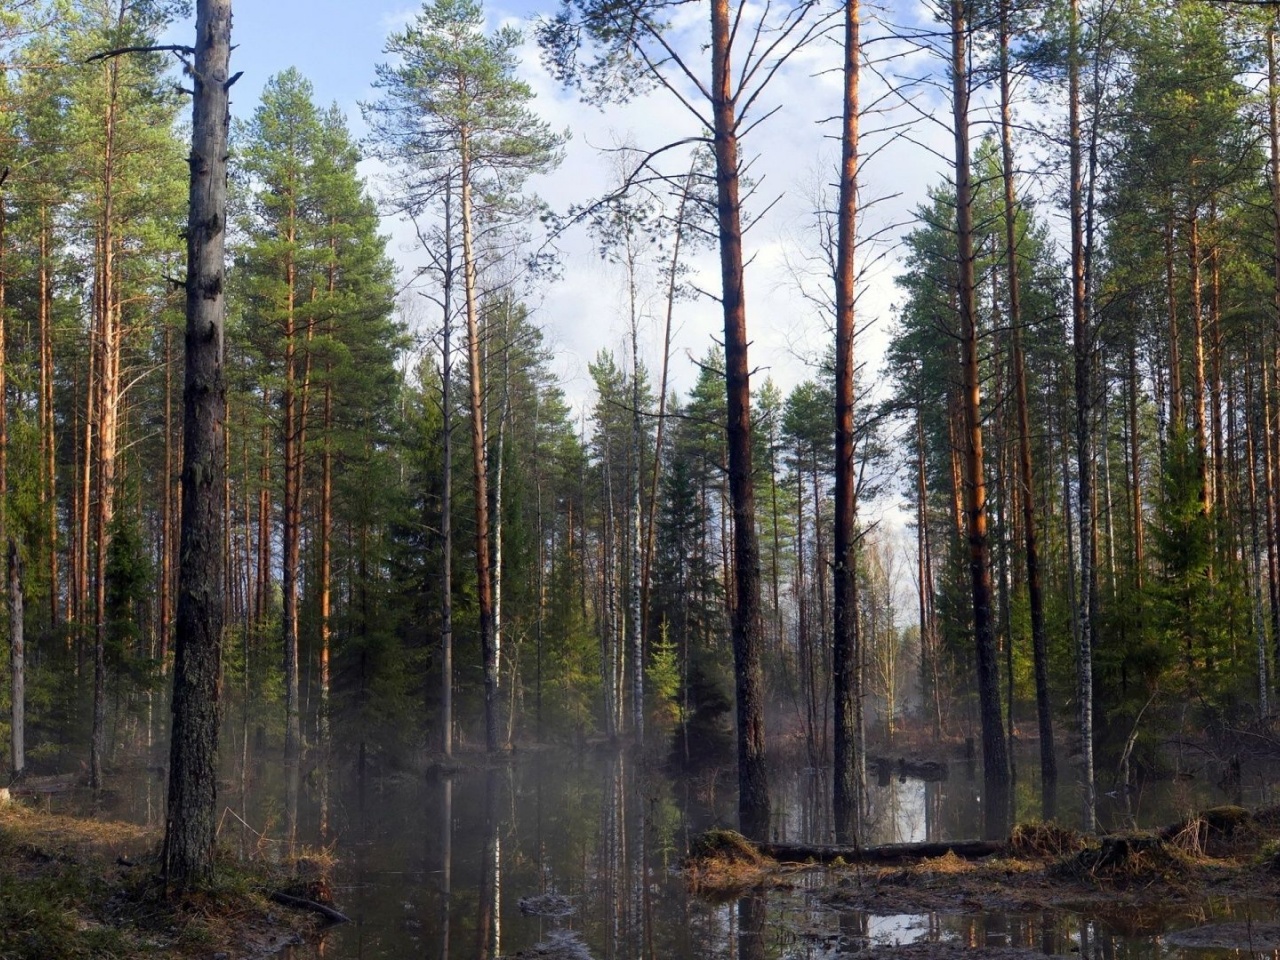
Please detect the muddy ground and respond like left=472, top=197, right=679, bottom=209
left=681, top=808, right=1280, bottom=957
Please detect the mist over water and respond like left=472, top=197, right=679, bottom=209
left=82, top=744, right=1280, bottom=959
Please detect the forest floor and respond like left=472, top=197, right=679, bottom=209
left=687, top=807, right=1280, bottom=957
left=0, top=794, right=334, bottom=959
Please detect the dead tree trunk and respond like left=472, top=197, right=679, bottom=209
left=163, top=0, right=232, bottom=886
left=832, top=0, right=863, bottom=846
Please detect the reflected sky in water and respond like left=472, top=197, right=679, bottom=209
left=82, top=745, right=1280, bottom=959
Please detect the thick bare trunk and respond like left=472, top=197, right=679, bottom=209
left=711, top=0, right=768, bottom=838
left=39, top=212, right=58, bottom=628
left=160, top=323, right=173, bottom=669
left=832, top=0, right=862, bottom=846
left=460, top=134, right=497, bottom=753
left=440, top=191, right=455, bottom=758
left=76, top=339, right=92, bottom=627
left=1000, top=0, right=1054, bottom=817
left=318, top=377, right=332, bottom=747
left=91, top=69, right=121, bottom=790
left=282, top=224, right=301, bottom=758
left=1069, top=0, right=1097, bottom=833
left=163, top=0, right=231, bottom=886
left=493, top=307, right=508, bottom=741
left=1267, top=20, right=1280, bottom=698
left=952, top=0, right=1009, bottom=840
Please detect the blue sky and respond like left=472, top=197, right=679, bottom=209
left=207, top=1, right=546, bottom=125
left=162, top=0, right=966, bottom=467
left=207, top=1, right=413, bottom=123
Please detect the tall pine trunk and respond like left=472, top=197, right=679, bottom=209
left=440, top=188, right=455, bottom=758
left=91, top=59, right=121, bottom=790
left=832, top=0, right=863, bottom=846
left=1069, top=0, right=1097, bottom=832
left=164, top=0, right=232, bottom=885
left=952, top=0, right=1009, bottom=839
left=999, top=0, right=1055, bottom=817
left=459, top=128, right=497, bottom=753
left=8, top=539, right=22, bottom=778
left=711, top=0, right=769, bottom=838
left=39, top=210, right=58, bottom=629
left=281, top=213, right=301, bottom=758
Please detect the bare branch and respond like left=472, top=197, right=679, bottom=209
left=85, top=43, right=193, bottom=63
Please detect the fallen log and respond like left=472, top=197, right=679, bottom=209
left=9, top=773, right=79, bottom=795
left=270, top=891, right=351, bottom=925
left=700, top=803, right=1280, bottom=874
left=756, top=838, right=1005, bottom=865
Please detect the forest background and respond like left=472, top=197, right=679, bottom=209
left=0, top=0, right=1273, bottom=840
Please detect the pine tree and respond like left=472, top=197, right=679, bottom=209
left=365, top=0, right=563, bottom=752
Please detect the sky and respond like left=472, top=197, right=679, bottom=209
left=160, top=0, right=987, bottom=526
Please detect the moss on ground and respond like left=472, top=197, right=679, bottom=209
left=0, top=799, right=329, bottom=959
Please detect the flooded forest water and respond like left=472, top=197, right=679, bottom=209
left=73, top=743, right=1280, bottom=959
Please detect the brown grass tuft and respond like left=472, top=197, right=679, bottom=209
left=1055, top=832, right=1198, bottom=886
left=1009, top=821, right=1086, bottom=860
left=917, top=850, right=971, bottom=875
left=684, top=830, right=777, bottom=896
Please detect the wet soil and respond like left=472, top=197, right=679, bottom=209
left=686, top=809, right=1280, bottom=957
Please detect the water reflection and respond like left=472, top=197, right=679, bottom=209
left=77, top=747, right=1280, bottom=960
left=441, top=775, right=453, bottom=960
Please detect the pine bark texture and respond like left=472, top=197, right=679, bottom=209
left=711, top=0, right=769, bottom=839
left=90, top=56, right=121, bottom=791
left=460, top=137, right=497, bottom=754
left=952, top=0, right=1009, bottom=840
left=999, top=0, right=1055, bottom=818
left=163, top=0, right=231, bottom=886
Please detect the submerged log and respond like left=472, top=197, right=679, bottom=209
left=756, top=838, right=1004, bottom=865
left=698, top=804, right=1273, bottom=875
left=270, top=890, right=351, bottom=925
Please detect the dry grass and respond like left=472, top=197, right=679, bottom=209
left=0, top=797, right=330, bottom=959
left=685, top=829, right=782, bottom=896
left=916, top=849, right=972, bottom=875
left=0, top=801, right=152, bottom=855
left=687, top=804, right=1280, bottom=918
left=1053, top=831, right=1204, bottom=888
left=1009, top=821, right=1086, bottom=859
